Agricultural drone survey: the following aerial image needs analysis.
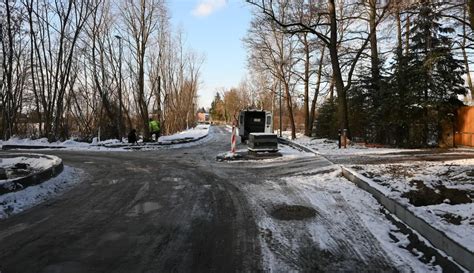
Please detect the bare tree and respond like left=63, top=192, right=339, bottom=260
left=122, top=0, right=163, bottom=139
left=247, top=0, right=391, bottom=137
left=244, top=0, right=300, bottom=139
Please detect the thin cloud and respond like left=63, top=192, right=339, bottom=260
left=192, top=0, right=227, bottom=17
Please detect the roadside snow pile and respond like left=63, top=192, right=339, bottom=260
left=278, top=144, right=314, bottom=159
left=293, top=137, right=420, bottom=156
left=0, top=166, right=83, bottom=219
left=159, top=124, right=209, bottom=143
left=352, top=159, right=474, bottom=252
left=2, top=137, right=56, bottom=146
left=0, top=125, right=211, bottom=151
left=241, top=166, right=439, bottom=272
left=216, top=144, right=314, bottom=162
left=0, top=155, right=59, bottom=183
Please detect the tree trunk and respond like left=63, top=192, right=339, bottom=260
left=396, top=8, right=402, bottom=51
left=303, top=33, right=311, bottom=136
left=328, top=0, right=350, bottom=137
left=405, top=14, right=410, bottom=55
left=309, top=45, right=325, bottom=134
left=284, top=81, right=296, bottom=139
left=463, top=4, right=474, bottom=101
left=468, top=0, right=474, bottom=30
left=369, top=0, right=382, bottom=142
left=369, top=0, right=380, bottom=94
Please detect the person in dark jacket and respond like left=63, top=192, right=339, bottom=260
left=128, top=129, right=138, bottom=145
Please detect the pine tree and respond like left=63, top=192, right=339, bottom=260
left=209, top=93, right=224, bottom=121
left=389, top=1, right=466, bottom=146
left=315, top=98, right=338, bottom=139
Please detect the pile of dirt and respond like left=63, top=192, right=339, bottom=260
left=401, top=180, right=472, bottom=207
left=439, top=212, right=464, bottom=225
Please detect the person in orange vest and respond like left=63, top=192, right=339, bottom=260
left=149, top=118, right=160, bottom=142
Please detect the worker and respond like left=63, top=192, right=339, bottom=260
left=149, top=118, right=160, bottom=142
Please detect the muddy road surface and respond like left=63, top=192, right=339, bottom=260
left=0, top=126, right=432, bottom=272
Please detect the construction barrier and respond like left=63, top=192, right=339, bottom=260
left=231, top=126, right=236, bottom=153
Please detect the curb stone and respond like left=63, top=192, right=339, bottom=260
left=0, top=154, right=64, bottom=195
left=2, top=145, right=66, bottom=150
left=341, top=166, right=473, bottom=272
left=277, top=137, right=333, bottom=164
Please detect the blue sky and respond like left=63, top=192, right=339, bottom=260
left=169, top=0, right=252, bottom=108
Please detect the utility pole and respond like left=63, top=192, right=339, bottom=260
left=115, top=35, right=123, bottom=139
left=279, top=78, right=282, bottom=137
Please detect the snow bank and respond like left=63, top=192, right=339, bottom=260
left=293, top=137, right=421, bottom=156
left=158, top=124, right=209, bottom=143
left=240, top=166, right=439, bottom=272
left=0, top=166, right=84, bottom=219
left=0, top=125, right=211, bottom=151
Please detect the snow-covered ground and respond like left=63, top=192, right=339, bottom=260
left=0, top=166, right=84, bottom=219
left=351, top=159, right=474, bottom=253
left=216, top=143, right=315, bottom=163
left=158, top=124, right=209, bottom=143
left=0, top=124, right=210, bottom=151
left=293, top=136, right=422, bottom=156
left=240, top=166, right=442, bottom=272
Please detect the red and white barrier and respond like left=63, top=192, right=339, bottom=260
left=231, top=126, right=236, bottom=153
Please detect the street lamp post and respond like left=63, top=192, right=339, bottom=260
left=279, top=79, right=282, bottom=137
left=115, top=35, right=123, bottom=139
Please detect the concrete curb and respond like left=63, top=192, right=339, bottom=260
left=341, top=166, right=473, bottom=272
left=2, top=145, right=66, bottom=150
left=277, top=137, right=334, bottom=165
left=0, top=154, right=64, bottom=195
left=277, top=137, right=320, bottom=154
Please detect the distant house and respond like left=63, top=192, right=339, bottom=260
left=196, top=112, right=209, bottom=123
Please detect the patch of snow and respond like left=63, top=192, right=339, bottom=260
left=158, top=124, right=209, bottom=143
left=0, top=125, right=211, bottom=151
left=0, top=166, right=84, bottom=219
left=217, top=144, right=315, bottom=164
left=293, top=137, right=422, bottom=156
left=352, top=159, right=474, bottom=253
left=239, top=166, right=440, bottom=272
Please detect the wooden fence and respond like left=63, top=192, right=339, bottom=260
left=455, top=106, right=474, bottom=147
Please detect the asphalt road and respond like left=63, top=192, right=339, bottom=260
left=0, top=126, right=417, bottom=272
